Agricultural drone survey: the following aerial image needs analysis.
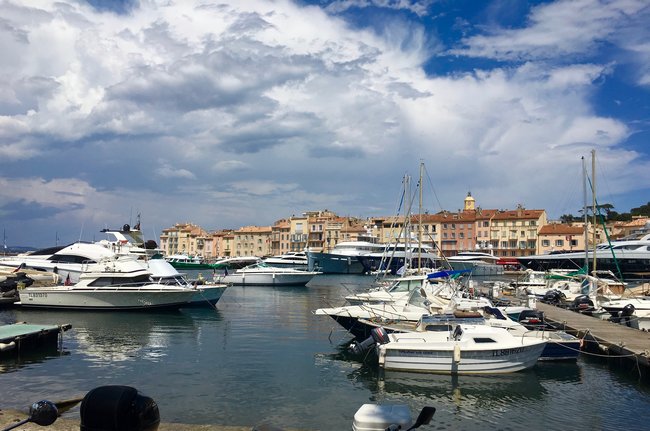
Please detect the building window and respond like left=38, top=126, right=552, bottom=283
left=555, top=239, right=564, bottom=247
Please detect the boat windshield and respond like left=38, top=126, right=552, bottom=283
left=88, top=274, right=153, bottom=287
left=387, top=278, right=423, bottom=293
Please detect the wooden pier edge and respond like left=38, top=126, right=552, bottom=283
left=536, top=302, right=650, bottom=368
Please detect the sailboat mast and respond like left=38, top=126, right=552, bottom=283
left=582, top=156, right=588, bottom=271
left=418, top=160, right=423, bottom=270
left=591, top=149, right=597, bottom=272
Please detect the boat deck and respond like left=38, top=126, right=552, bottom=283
left=536, top=302, right=650, bottom=367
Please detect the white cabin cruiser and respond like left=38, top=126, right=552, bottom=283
left=219, top=262, right=321, bottom=286
left=17, top=255, right=196, bottom=310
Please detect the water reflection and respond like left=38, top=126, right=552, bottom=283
left=0, top=347, right=71, bottom=374
left=74, top=310, right=199, bottom=365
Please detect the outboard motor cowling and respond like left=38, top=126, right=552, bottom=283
left=569, top=295, right=594, bottom=313
left=621, top=303, right=635, bottom=327
left=349, top=327, right=391, bottom=355
left=542, top=289, right=565, bottom=305
left=80, top=385, right=159, bottom=431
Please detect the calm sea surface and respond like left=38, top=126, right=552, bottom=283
left=2, top=273, right=650, bottom=430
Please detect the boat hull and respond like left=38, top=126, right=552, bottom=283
left=18, top=287, right=195, bottom=310
left=186, top=285, right=228, bottom=306
left=221, top=272, right=319, bottom=286
left=378, top=340, right=545, bottom=374
left=307, top=252, right=367, bottom=274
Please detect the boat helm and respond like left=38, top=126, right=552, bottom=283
left=80, top=386, right=159, bottom=431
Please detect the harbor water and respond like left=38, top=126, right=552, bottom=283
left=2, top=273, right=650, bottom=430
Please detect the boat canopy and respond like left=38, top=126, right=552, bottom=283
left=426, top=269, right=471, bottom=279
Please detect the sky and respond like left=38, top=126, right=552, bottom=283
left=1, top=0, right=649, bottom=248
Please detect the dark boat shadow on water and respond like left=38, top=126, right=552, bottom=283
left=0, top=346, right=71, bottom=374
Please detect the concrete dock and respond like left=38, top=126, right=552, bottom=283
left=536, top=302, right=650, bottom=368
left=0, top=410, right=304, bottom=431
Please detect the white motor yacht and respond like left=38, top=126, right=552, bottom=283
left=262, top=252, right=308, bottom=269
left=447, top=251, right=503, bottom=276
left=219, top=262, right=321, bottom=286
left=18, top=255, right=196, bottom=310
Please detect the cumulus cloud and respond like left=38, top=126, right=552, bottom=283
left=450, top=0, right=649, bottom=62
left=154, top=160, right=197, bottom=180
left=325, top=0, right=435, bottom=17
left=0, top=0, right=648, bottom=247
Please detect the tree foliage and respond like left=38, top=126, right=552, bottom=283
left=561, top=202, right=648, bottom=222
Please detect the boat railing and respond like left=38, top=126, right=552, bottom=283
left=84, top=281, right=195, bottom=292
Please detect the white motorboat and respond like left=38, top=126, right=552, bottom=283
left=219, top=262, right=321, bottom=286
left=344, top=274, right=431, bottom=305
left=262, top=252, right=308, bottom=269
left=315, top=282, right=481, bottom=340
left=373, top=323, right=546, bottom=374
left=17, top=255, right=197, bottom=310
left=447, top=251, right=503, bottom=276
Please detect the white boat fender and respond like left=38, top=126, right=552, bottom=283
left=453, top=344, right=461, bottom=363
left=0, top=341, right=16, bottom=352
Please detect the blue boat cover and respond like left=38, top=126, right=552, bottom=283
left=427, top=269, right=471, bottom=279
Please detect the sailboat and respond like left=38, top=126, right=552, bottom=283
left=517, top=151, right=650, bottom=281
left=359, top=163, right=440, bottom=276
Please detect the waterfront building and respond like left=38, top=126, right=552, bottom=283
left=289, top=214, right=308, bottom=252
left=537, top=223, right=586, bottom=255
left=489, top=206, right=547, bottom=258
left=233, top=226, right=272, bottom=257
left=209, top=229, right=235, bottom=259
left=270, top=219, right=291, bottom=255
left=159, top=223, right=208, bottom=258
left=160, top=194, right=646, bottom=260
left=608, top=217, right=650, bottom=239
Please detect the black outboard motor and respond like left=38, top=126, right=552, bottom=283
left=349, top=327, right=390, bottom=355
left=542, top=289, right=565, bottom=305
left=518, top=309, right=546, bottom=330
left=568, top=295, right=594, bottom=314
left=620, top=303, right=635, bottom=327
left=80, top=386, right=160, bottom=431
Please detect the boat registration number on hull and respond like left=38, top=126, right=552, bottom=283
left=27, top=293, right=48, bottom=298
left=492, top=347, right=528, bottom=357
